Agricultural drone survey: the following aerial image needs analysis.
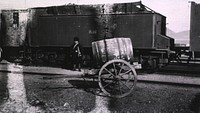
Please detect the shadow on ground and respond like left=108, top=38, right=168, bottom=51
left=68, top=79, right=106, bottom=96
left=189, top=93, right=200, bottom=113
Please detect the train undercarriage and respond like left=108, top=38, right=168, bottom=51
left=1, top=46, right=171, bottom=73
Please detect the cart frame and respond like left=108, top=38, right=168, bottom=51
left=84, top=38, right=137, bottom=98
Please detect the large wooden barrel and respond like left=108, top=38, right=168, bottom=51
left=92, top=38, right=134, bottom=66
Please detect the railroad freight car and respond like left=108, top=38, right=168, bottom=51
left=0, top=10, right=29, bottom=62
left=112, top=13, right=170, bottom=70
left=176, top=1, right=200, bottom=64
left=190, top=2, right=200, bottom=60
left=0, top=2, right=173, bottom=70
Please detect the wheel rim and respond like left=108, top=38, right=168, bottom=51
left=98, top=59, right=137, bottom=98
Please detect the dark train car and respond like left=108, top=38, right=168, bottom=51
left=35, top=15, right=97, bottom=47
left=175, top=1, right=200, bottom=64
left=0, top=10, right=28, bottom=61
left=33, top=13, right=169, bottom=49
left=30, top=14, right=170, bottom=68
left=30, top=15, right=98, bottom=66
left=190, top=2, right=200, bottom=58
left=113, top=13, right=168, bottom=49
left=0, top=2, right=174, bottom=70
left=110, top=13, right=170, bottom=70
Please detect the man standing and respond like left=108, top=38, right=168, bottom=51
left=70, top=37, right=83, bottom=71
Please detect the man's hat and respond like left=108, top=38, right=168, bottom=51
left=74, top=37, right=79, bottom=41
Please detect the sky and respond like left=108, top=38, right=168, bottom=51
left=0, top=0, right=200, bottom=33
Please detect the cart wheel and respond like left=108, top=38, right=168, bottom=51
left=98, top=59, right=137, bottom=98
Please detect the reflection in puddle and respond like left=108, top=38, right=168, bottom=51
left=89, top=92, right=110, bottom=113
left=0, top=72, right=8, bottom=103
left=0, top=65, right=43, bottom=112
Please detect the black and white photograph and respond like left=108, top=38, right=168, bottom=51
left=0, top=0, right=200, bottom=112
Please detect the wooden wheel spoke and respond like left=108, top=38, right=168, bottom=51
left=102, top=81, right=113, bottom=89
left=120, top=72, right=133, bottom=80
left=119, top=75, right=125, bottom=80
left=120, top=69, right=132, bottom=77
left=118, top=63, right=124, bottom=75
left=102, top=74, right=114, bottom=80
left=104, top=67, right=115, bottom=77
left=128, top=72, right=134, bottom=79
left=98, top=59, right=137, bottom=98
left=113, top=62, right=117, bottom=76
left=108, top=74, right=113, bottom=78
left=101, top=75, right=113, bottom=83
left=119, top=72, right=131, bottom=79
left=119, top=81, right=131, bottom=90
left=107, top=80, right=118, bottom=92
